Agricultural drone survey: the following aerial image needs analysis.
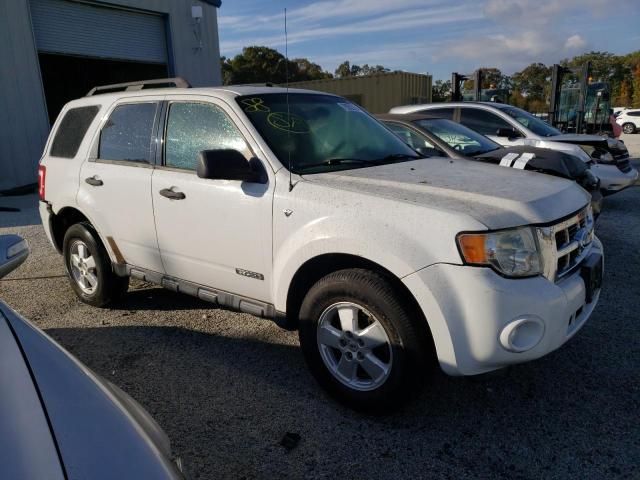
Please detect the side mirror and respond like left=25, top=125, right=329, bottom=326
left=196, top=149, right=267, bottom=183
left=0, top=235, right=29, bottom=279
left=496, top=128, right=522, bottom=139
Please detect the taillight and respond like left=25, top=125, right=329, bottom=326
left=38, top=165, right=46, bottom=201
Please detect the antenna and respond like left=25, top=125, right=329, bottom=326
left=284, top=8, right=294, bottom=192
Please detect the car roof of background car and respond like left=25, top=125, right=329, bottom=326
left=376, top=113, right=449, bottom=123
left=389, top=102, right=509, bottom=113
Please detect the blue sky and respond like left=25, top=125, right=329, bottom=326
left=217, top=0, right=640, bottom=81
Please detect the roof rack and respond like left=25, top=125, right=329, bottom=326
left=86, top=77, right=191, bottom=96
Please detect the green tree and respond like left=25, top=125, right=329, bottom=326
left=220, top=46, right=332, bottom=85
left=334, top=61, right=390, bottom=78
left=512, top=63, right=551, bottom=101
left=432, top=79, right=451, bottom=102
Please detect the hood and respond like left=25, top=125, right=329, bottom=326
left=475, top=146, right=591, bottom=183
left=1, top=303, right=182, bottom=480
left=549, top=134, right=629, bottom=156
left=0, top=305, right=65, bottom=480
left=303, top=158, right=590, bottom=230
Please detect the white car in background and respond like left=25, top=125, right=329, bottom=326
left=616, top=108, right=640, bottom=134
left=390, top=102, right=639, bottom=195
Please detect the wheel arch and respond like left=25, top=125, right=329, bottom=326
left=283, top=253, right=436, bottom=356
left=49, top=207, right=118, bottom=266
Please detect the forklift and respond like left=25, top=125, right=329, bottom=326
left=451, top=69, right=509, bottom=103
left=548, top=61, right=612, bottom=134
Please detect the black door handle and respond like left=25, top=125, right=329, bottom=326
left=85, top=176, right=103, bottom=187
left=159, top=188, right=186, bottom=200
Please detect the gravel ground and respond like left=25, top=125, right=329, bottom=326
left=1, top=179, right=639, bottom=479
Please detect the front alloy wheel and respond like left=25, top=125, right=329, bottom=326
left=317, top=302, right=393, bottom=391
left=299, top=268, right=431, bottom=411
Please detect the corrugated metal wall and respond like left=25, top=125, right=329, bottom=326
left=290, top=72, right=432, bottom=114
left=0, top=0, right=50, bottom=191
left=0, top=0, right=222, bottom=191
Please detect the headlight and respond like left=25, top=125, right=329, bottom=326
left=457, top=227, right=541, bottom=278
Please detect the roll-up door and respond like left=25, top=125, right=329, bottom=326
left=30, top=0, right=168, bottom=64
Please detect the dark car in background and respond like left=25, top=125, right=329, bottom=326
left=0, top=235, right=184, bottom=480
left=377, top=114, right=603, bottom=216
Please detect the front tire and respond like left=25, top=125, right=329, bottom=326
left=298, top=269, right=429, bottom=411
left=622, top=122, right=636, bottom=134
left=63, top=223, right=129, bottom=307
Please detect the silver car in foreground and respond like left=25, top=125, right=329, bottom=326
left=0, top=234, right=184, bottom=479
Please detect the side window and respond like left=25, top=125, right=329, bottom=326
left=99, top=103, right=158, bottom=163
left=418, top=107, right=454, bottom=120
left=386, top=123, right=436, bottom=149
left=165, top=102, right=250, bottom=171
left=628, top=111, right=640, bottom=117
left=50, top=106, right=100, bottom=158
left=459, top=108, right=513, bottom=136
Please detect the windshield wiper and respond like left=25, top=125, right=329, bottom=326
left=376, top=153, right=423, bottom=161
left=297, top=158, right=380, bottom=172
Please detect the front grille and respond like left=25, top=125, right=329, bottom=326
left=537, top=206, right=595, bottom=281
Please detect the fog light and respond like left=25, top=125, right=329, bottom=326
left=499, top=316, right=545, bottom=353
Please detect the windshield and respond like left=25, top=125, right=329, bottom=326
left=237, top=93, right=420, bottom=174
left=414, top=118, right=501, bottom=156
left=501, top=106, right=562, bottom=137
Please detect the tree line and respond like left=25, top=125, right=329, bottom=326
left=221, top=47, right=640, bottom=109
left=221, top=46, right=397, bottom=85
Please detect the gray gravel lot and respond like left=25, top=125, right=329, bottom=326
left=1, top=177, right=639, bottom=479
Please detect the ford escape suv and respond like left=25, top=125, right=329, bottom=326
left=39, top=80, right=604, bottom=410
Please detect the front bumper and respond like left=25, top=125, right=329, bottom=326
left=403, top=237, right=603, bottom=376
left=591, top=164, right=638, bottom=194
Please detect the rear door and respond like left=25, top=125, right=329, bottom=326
left=77, top=98, right=164, bottom=273
left=151, top=95, right=273, bottom=302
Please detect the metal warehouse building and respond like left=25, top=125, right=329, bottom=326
left=0, top=0, right=222, bottom=192
left=289, top=72, right=432, bottom=115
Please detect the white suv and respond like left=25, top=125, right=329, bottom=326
left=39, top=81, right=603, bottom=410
left=616, top=108, right=640, bottom=134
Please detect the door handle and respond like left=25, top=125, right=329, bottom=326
left=159, top=188, right=186, bottom=200
left=85, top=176, right=103, bottom=187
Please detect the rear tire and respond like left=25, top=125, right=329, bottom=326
left=63, top=223, right=129, bottom=307
left=298, top=268, right=430, bottom=411
left=622, top=122, right=636, bottom=134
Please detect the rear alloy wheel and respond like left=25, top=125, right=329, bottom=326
left=63, top=223, right=129, bottom=307
left=69, top=239, right=99, bottom=295
left=299, top=268, right=430, bottom=411
left=622, top=122, right=636, bottom=134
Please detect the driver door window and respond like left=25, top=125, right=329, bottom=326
left=165, top=102, right=251, bottom=170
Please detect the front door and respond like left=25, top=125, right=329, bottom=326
left=151, top=97, right=273, bottom=302
left=77, top=99, right=164, bottom=273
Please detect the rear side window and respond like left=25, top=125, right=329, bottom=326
left=50, top=106, right=100, bottom=158
left=418, top=107, right=454, bottom=120
left=99, top=103, right=158, bottom=163
left=459, top=108, right=513, bottom=136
